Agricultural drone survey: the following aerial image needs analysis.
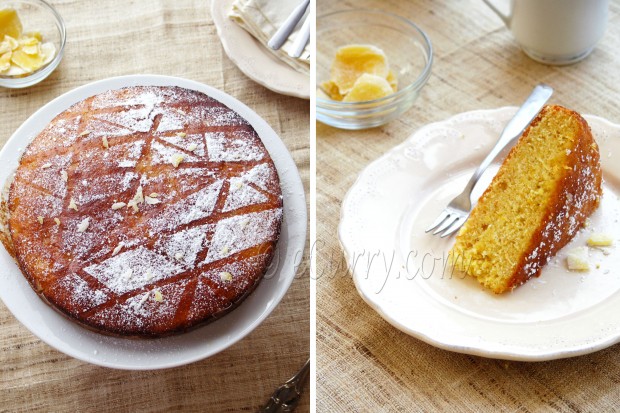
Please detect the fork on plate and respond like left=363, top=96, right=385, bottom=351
left=267, top=0, right=310, bottom=58
left=425, top=84, right=554, bottom=237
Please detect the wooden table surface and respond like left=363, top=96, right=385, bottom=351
left=0, top=1, right=309, bottom=411
left=317, top=0, right=620, bottom=411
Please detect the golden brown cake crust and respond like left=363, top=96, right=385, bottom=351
left=450, top=106, right=602, bottom=293
left=7, top=86, right=283, bottom=337
left=504, top=105, right=602, bottom=291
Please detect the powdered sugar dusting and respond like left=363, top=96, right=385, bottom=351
left=84, top=246, right=183, bottom=294
left=206, top=131, right=265, bottom=162
left=150, top=179, right=224, bottom=232
left=223, top=178, right=268, bottom=212
left=203, top=208, right=282, bottom=264
left=155, top=224, right=212, bottom=267
left=159, top=133, right=206, bottom=156
left=151, top=140, right=202, bottom=165
left=54, top=273, right=109, bottom=313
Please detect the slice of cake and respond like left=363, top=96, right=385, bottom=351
left=450, top=105, right=602, bottom=293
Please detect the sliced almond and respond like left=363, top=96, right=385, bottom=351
left=111, top=202, right=126, bottom=210
left=149, top=192, right=159, bottom=198
left=77, top=217, right=90, bottom=232
left=37, top=216, right=44, bottom=224
left=60, top=170, right=68, bottom=182
left=41, top=163, right=52, bottom=169
left=137, top=291, right=150, bottom=307
left=68, top=198, right=78, bottom=211
left=176, top=132, right=187, bottom=138
left=153, top=289, right=163, bottom=302
left=126, top=199, right=139, bottom=212
left=170, top=153, right=184, bottom=168
left=112, top=242, right=124, bottom=256
left=78, top=130, right=90, bottom=137
left=219, top=271, right=233, bottom=282
left=54, top=217, right=60, bottom=226
left=102, top=136, right=109, bottom=149
left=134, top=185, right=144, bottom=204
left=144, top=196, right=161, bottom=205
left=187, top=143, right=198, bottom=152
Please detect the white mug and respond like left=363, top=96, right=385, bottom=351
left=482, top=0, right=609, bottom=65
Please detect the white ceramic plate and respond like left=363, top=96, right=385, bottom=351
left=0, top=75, right=307, bottom=370
left=340, top=107, right=620, bottom=361
left=211, top=0, right=310, bottom=99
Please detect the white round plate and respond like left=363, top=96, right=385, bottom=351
left=0, top=75, right=307, bottom=370
left=211, top=0, right=309, bottom=99
left=340, top=107, right=620, bottom=361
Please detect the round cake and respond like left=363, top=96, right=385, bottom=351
left=6, top=86, right=283, bottom=337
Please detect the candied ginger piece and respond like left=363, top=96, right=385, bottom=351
left=23, top=31, right=42, bottom=41
left=0, top=40, right=10, bottom=55
left=0, top=51, right=10, bottom=72
left=10, top=47, right=44, bottom=71
left=320, top=80, right=344, bottom=101
left=342, top=73, right=394, bottom=102
left=4, top=34, right=18, bottom=50
left=330, top=44, right=388, bottom=94
left=0, top=8, right=23, bottom=40
left=387, top=70, right=398, bottom=92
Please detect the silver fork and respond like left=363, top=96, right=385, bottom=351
left=426, top=84, right=554, bottom=237
left=267, top=0, right=310, bottom=51
left=260, top=359, right=310, bottom=412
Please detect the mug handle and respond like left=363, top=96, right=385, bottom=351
left=481, top=0, right=512, bottom=26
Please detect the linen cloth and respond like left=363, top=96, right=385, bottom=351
left=229, top=0, right=310, bottom=75
left=317, top=0, right=620, bottom=411
left=0, top=1, right=309, bottom=411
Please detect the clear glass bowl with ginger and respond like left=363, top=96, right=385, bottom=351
left=317, top=10, right=432, bottom=129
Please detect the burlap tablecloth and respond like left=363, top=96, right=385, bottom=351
left=0, top=1, right=309, bottom=411
left=317, top=0, right=620, bottom=411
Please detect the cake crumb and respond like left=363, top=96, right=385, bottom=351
left=154, top=289, right=163, bottom=302
left=41, top=163, right=52, bottom=169
left=102, top=136, right=109, bottom=149
left=60, top=170, right=68, bottom=182
left=587, top=233, right=613, bottom=247
left=176, top=132, right=187, bottom=138
left=68, top=198, right=78, bottom=211
left=220, top=271, right=233, bottom=282
left=37, top=216, right=44, bottom=224
left=566, top=247, right=589, bottom=271
left=187, top=143, right=198, bottom=152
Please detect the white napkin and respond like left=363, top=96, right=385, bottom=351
left=228, top=0, right=310, bottom=75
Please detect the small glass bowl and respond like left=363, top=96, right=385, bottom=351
left=0, top=0, right=66, bottom=89
left=317, top=10, right=433, bottom=130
